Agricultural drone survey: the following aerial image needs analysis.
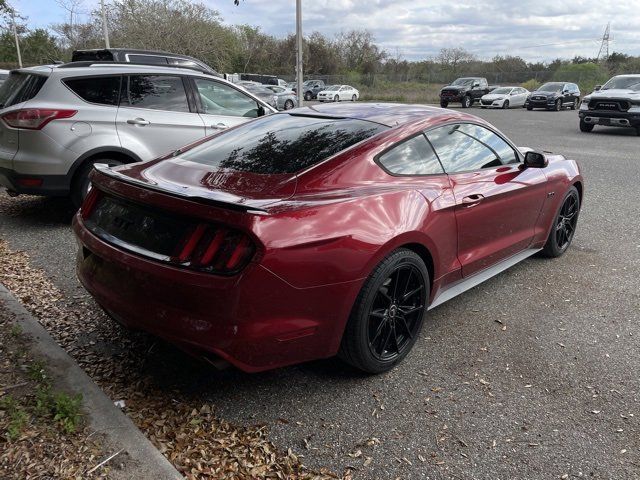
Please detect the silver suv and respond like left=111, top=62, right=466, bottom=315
left=0, top=63, right=276, bottom=206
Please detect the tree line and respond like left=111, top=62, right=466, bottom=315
left=1, top=0, right=639, bottom=88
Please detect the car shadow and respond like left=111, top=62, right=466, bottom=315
left=0, top=193, right=76, bottom=226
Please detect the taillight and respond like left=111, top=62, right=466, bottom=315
left=81, top=187, right=100, bottom=219
left=174, top=224, right=255, bottom=275
left=1, top=109, right=77, bottom=130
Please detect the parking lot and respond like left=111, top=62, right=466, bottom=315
left=1, top=106, right=639, bottom=479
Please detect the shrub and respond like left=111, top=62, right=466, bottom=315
left=552, top=62, right=610, bottom=95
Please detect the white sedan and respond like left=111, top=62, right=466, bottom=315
left=317, top=85, right=360, bottom=102
left=480, top=86, right=529, bottom=109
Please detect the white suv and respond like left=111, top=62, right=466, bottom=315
left=0, top=63, right=276, bottom=206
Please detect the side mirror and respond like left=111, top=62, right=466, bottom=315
left=473, top=83, right=480, bottom=88
left=594, top=85, right=601, bottom=91
left=257, top=104, right=266, bottom=117
left=523, top=151, right=548, bottom=168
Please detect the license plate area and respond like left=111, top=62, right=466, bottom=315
left=598, top=117, right=611, bottom=125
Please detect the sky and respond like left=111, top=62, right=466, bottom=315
left=11, top=0, right=639, bottom=63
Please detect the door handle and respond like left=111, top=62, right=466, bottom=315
left=211, top=123, right=228, bottom=130
left=126, top=118, right=150, bottom=126
left=461, top=194, right=484, bottom=207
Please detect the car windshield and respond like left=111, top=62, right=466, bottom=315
left=601, top=76, right=640, bottom=91
left=537, top=83, right=564, bottom=93
left=324, top=86, right=340, bottom=91
left=491, top=88, right=512, bottom=95
left=452, top=78, right=475, bottom=86
left=179, top=113, right=388, bottom=174
left=243, top=85, right=272, bottom=95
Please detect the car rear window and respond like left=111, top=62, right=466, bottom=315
left=63, top=76, right=121, bottom=105
left=180, top=113, right=388, bottom=174
left=0, top=72, right=47, bottom=109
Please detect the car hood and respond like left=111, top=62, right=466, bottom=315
left=588, top=88, right=640, bottom=98
left=531, top=91, right=561, bottom=97
left=482, top=93, right=506, bottom=100
left=94, top=157, right=297, bottom=211
left=442, top=86, right=465, bottom=91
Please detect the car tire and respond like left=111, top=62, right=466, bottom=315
left=352, top=94, right=357, bottom=101
left=304, top=91, right=312, bottom=101
left=636, top=126, right=640, bottom=136
left=481, top=106, right=487, bottom=109
left=540, top=186, right=580, bottom=258
left=555, top=99, right=562, bottom=111
left=462, top=95, right=472, bottom=108
left=71, top=158, right=123, bottom=209
left=579, top=120, right=594, bottom=132
left=571, top=98, right=579, bottom=110
left=339, top=248, right=429, bottom=374
left=526, top=106, right=533, bottom=111
left=502, top=100, right=510, bottom=109
left=334, top=95, right=339, bottom=102
left=284, top=99, right=294, bottom=110
left=440, top=101, right=448, bottom=108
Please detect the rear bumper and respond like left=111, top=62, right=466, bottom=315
left=73, top=213, right=361, bottom=372
left=579, top=110, right=640, bottom=127
left=0, top=166, right=70, bottom=195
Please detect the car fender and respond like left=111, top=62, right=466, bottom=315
left=68, top=146, right=143, bottom=183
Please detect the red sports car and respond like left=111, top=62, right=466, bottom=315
left=73, top=103, right=583, bottom=373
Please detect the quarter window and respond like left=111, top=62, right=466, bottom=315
left=124, top=75, right=189, bottom=112
left=377, top=135, right=444, bottom=176
left=425, top=123, right=518, bottom=173
left=194, top=78, right=260, bottom=117
left=64, top=76, right=121, bottom=105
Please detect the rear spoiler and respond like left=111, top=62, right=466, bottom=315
left=92, top=164, right=269, bottom=214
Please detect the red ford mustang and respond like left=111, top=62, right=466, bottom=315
left=73, top=103, right=583, bottom=373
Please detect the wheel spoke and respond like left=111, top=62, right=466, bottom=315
left=391, top=268, right=404, bottom=302
left=399, top=305, right=424, bottom=316
left=369, top=318, right=387, bottom=349
left=398, top=316, right=414, bottom=340
left=370, top=308, right=386, bottom=319
left=380, top=325, right=393, bottom=355
left=401, top=269, right=414, bottom=299
left=402, top=284, right=424, bottom=302
left=391, top=326, right=400, bottom=353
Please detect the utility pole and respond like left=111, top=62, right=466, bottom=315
left=295, top=0, right=303, bottom=106
left=100, top=0, right=110, bottom=48
left=11, top=9, right=22, bottom=68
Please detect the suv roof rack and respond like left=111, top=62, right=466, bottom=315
left=57, top=61, right=216, bottom=76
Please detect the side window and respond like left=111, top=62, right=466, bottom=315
left=128, top=54, right=167, bottom=65
left=193, top=78, right=260, bottom=118
left=377, top=134, right=444, bottom=176
left=64, top=76, right=121, bottom=105
left=425, top=123, right=518, bottom=173
left=124, top=75, right=189, bottom=112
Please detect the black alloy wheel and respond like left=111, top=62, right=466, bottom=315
left=284, top=99, right=294, bottom=110
left=502, top=99, right=510, bottom=109
left=339, top=249, right=429, bottom=373
left=334, top=95, right=339, bottom=102
left=555, top=99, right=563, bottom=111
left=304, top=91, right=312, bottom=101
left=462, top=95, right=472, bottom=108
left=440, top=101, right=448, bottom=108
left=352, top=94, right=357, bottom=101
left=541, top=186, right=580, bottom=258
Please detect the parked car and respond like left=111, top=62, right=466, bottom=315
left=0, top=63, right=276, bottom=206
left=292, top=80, right=325, bottom=100
left=264, top=85, right=298, bottom=110
left=73, top=102, right=583, bottom=374
left=235, top=81, right=279, bottom=109
left=480, top=86, right=529, bottom=109
left=0, top=69, right=9, bottom=86
left=525, top=82, right=580, bottom=111
left=71, top=48, right=217, bottom=75
left=578, top=74, right=640, bottom=135
left=316, top=85, right=360, bottom=102
left=239, top=73, right=287, bottom=87
left=440, top=77, right=494, bottom=108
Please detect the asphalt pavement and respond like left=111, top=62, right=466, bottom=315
left=1, top=106, right=639, bottom=479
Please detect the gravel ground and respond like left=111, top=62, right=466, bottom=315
left=0, top=107, right=639, bottom=479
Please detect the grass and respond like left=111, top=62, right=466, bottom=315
left=358, top=81, right=445, bottom=104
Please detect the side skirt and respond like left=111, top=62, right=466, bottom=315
left=428, top=248, right=541, bottom=310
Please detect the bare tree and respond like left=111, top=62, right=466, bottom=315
left=436, top=47, right=475, bottom=76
